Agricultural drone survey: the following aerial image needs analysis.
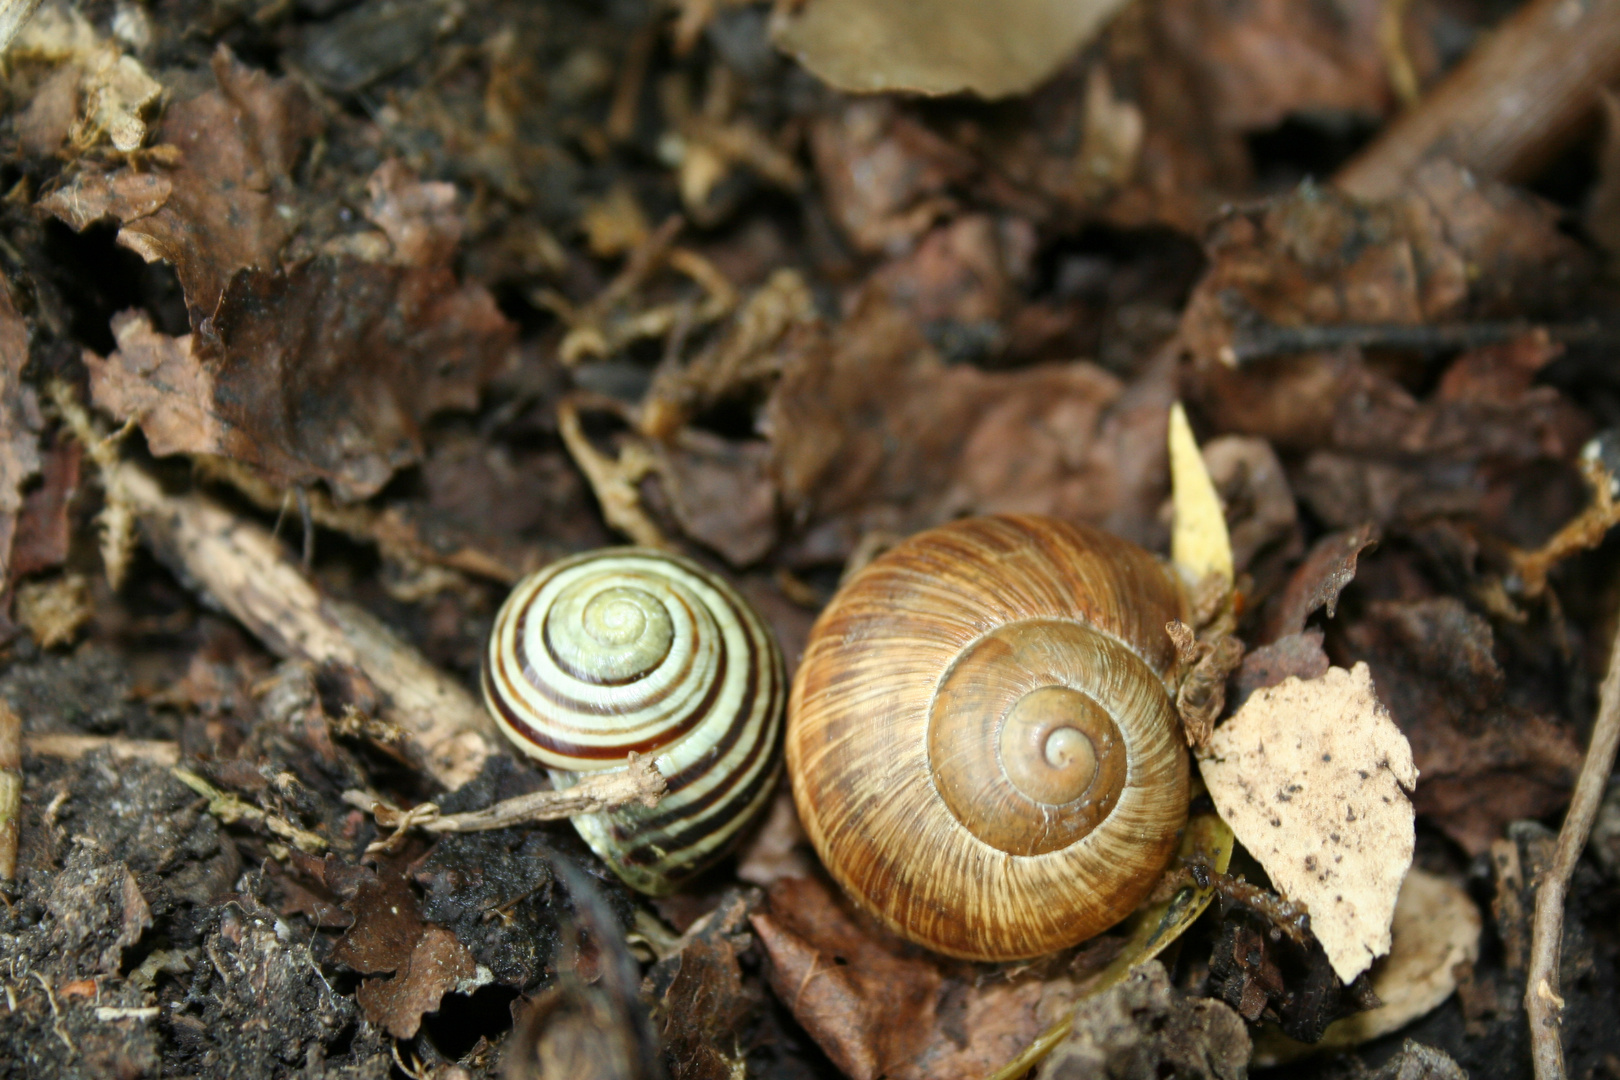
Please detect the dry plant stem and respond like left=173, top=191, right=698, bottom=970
left=0, top=699, right=20, bottom=880
left=352, top=754, right=666, bottom=852
left=1526, top=619, right=1620, bottom=1080
left=606, top=20, right=658, bottom=142
left=24, top=734, right=180, bottom=766
left=171, top=766, right=328, bottom=853
left=557, top=395, right=671, bottom=548
left=588, top=215, right=684, bottom=323
left=110, top=460, right=497, bottom=790
left=1515, top=456, right=1620, bottom=598
left=1227, top=319, right=1617, bottom=366
left=1336, top=0, right=1620, bottom=199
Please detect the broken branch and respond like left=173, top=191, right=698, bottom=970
left=1526, top=615, right=1620, bottom=1080
left=348, top=753, right=667, bottom=853
left=53, top=384, right=499, bottom=791
left=1336, top=0, right=1620, bottom=199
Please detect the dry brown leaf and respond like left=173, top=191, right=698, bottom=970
left=1200, top=435, right=1299, bottom=576
left=1345, top=598, right=1582, bottom=855
left=1037, top=960, right=1250, bottom=1080
left=772, top=0, right=1132, bottom=98
left=1182, top=161, right=1592, bottom=380
left=355, top=926, right=479, bottom=1039
left=1155, top=0, right=1395, bottom=131
left=88, top=248, right=513, bottom=503
left=1200, top=662, right=1417, bottom=983
left=1263, top=524, right=1380, bottom=643
left=10, top=440, right=80, bottom=581
left=38, top=169, right=172, bottom=231
left=364, top=159, right=463, bottom=268
left=751, top=876, right=1082, bottom=1080
left=766, top=300, right=1173, bottom=564
left=807, top=100, right=969, bottom=255
left=113, top=46, right=321, bottom=324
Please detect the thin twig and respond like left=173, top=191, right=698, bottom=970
left=1225, top=319, right=1617, bottom=366
left=1337, top=0, right=1620, bottom=198
left=557, top=394, right=671, bottom=549
left=349, top=753, right=666, bottom=853
left=171, top=767, right=328, bottom=854
left=1526, top=617, right=1620, bottom=1080
left=23, top=734, right=180, bottom=766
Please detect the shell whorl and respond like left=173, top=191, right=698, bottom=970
left=484, top=549, right=785, bottom=895
left=786, top=515, right=1190, bottom=960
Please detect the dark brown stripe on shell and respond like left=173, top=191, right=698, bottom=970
left=613, top=684, right=784, bottom=871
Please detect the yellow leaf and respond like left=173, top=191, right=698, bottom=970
left=1168, top=401, right=1233, bottom=585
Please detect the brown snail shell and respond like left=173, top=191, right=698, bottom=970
left=786, top=515, right=1190, bottom=960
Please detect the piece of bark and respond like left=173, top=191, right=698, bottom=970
left=110, top=460, right=496, bottom=790
left=1336, top=0, right=1620, bottom=199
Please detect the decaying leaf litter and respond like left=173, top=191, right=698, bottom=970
left=0, top=0, right=1618, bottom=1076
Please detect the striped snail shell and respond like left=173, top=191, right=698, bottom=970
left=787, top=515, right=1190, bottom=960
left=483, top=548, right=785, bottom=895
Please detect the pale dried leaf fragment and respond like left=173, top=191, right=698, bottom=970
left=85, top=312, right=224, bottom=460
left=78, top=51, right=161, bottom=151
left=1200, top=662, right=1418, bottom=983
left=11, top=3, right=161, bottom=152
left=772, top=0, right=1133, bottom=99
left=16, top=572, right=92, bottom=648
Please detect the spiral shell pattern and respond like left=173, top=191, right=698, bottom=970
left=787, top=515, right=1190, bottom=960
left=484, top=549, right=785, bottom=895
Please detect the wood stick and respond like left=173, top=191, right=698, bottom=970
left=1227, top=319, right=1617, bottom=366
left=110, top=461, right=497, bottom=791
left=1336, top=0, right=1620, bottom=200
left=24, top=734, right=181, bottom=766
left=1526, top=615, right=1620, bottom=1080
